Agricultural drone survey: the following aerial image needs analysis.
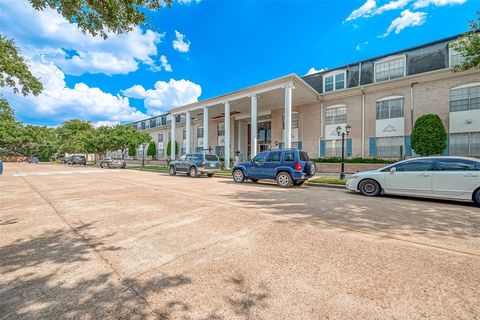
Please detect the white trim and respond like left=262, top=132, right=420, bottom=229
left=376, top=95, right=404, bottom=102
left=373, top=54, right=406, bottom=83
left=234, top=110, right=271, bottom=120
left=326, top=104, right=347, bottom=109
left=450, top=82, right=480, bottom=91
left=323, top=70, right=347, bottom=93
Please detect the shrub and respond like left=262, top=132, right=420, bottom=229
left=166, top=140, right=178, bottom=159
left=411, top=114, right=447, bottom=156
left=127, top=146, right=136, bottom=158
left=147, top=142, right=156, bottom=159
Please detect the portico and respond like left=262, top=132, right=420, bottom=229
left=169, top=74, right=319, bottom=168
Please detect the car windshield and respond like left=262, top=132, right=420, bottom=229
left=205, top=155, right=219, bottom=161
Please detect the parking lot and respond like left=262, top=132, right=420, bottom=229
left=1, top=162, right=479, bottom=319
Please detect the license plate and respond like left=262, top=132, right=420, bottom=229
left=210, top=163, right=215, bottom=167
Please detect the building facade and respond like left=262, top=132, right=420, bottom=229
left=132, top=35, right=480, bottom=166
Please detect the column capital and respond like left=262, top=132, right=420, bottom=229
left=249, top=93, right=257, bottom=98
left=283, top=82, right=295, bottom=90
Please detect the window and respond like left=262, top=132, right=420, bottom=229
left=450, top=85, right=480, bottom=112
left=197, top=127, right=204, bottom=139
left=449, top=47, right=466, bottom=67
left=179, top=155, right=186, bottom=161
left=396, top=159, right=434, bottom=172
left=136, top=122, right=142, bottom=130
left=325, top=139, right=346, bottom=157
left=205, top=154, right=219, bottom=161
left=282, top=112, right=299, bottom=129
left=449, top=132, right=480, bottom=156
left=252, top=152, right=267, bottom=163
left=175, top=115, right=182, bottom=123
left=375, top=56, right=405, bottom=82
left=436, top=158, right=479, bottom=171
left=325, top=106, right=347, bottom=125
left=217, top=123, right=225, bottom=136
left=182, top=128, right=186, bottom=140
left=283, top=151, right=295, bottom=162
left=323, top=71, right=346, bottom=92
left=375, top=136, right=404, bottom=158
left=156, top=117, right=162, bottom=127
left=157, top=149, right=164, bottom=158
left=158, top=133, right=163, bottom=142
left=267, top=151, right=281, bottom=162
left=300, top=151, right=310, bottom=161
left=144, top=120, right=150, bottom=129
left=376, top=98, right=404, bottom=120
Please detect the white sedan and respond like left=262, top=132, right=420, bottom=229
left=346, top=156, right=480, bottom=206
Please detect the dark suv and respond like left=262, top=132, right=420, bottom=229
left=68, top=155, right=87, bottom=165
left=169, top=153, right=221, bottom=177
left=232, top=149, right=316, bottom=187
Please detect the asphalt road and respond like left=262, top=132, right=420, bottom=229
left=1, top=163, right=479, bottom=319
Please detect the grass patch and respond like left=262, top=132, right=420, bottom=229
left=308, top=176, right=346, bottom=186
left=128, top=165, right=168, bottom=172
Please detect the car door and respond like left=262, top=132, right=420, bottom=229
left=432, top=158, right=480, bottom=199
left=263, top=151, right=282, bottom=179
left=384, top=158, right=435, bottom=196
left=176, top=155, right=187, bottom=172
left=248, top=152, right=268, bottom=178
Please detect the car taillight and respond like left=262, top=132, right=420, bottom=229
left=295, top=162, right=302, bottom=171
left=201, top=161, right=205, bottom=168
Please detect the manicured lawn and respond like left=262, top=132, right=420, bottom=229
left=308, top=176, right=346, bottom=186
left=128, top=165, right=168, bottom=172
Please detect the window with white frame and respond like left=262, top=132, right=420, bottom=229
left=376, top=97, right=404, bottom=120
left=323, top=71, right=346, bottom=92
left=158, top=133, right=163, bottom=142
left=449, top=46, right=466, bottom=68
left=449, top=132, right=480, bottom=156
left=197, top=126, right=204, bottom=138
left=217, top=123, right=225, bottom=136
left=156, top=117, right=162, bottom=127
left=450, top=84, right=480, bottom=112
left=144, top=120, right=150, bottom=129
left=375, top=136, right=404, bottom=158
left=375, top=56, right=405, bottom=82
left=282, top=112, right=299, bottom=129
left=325, top=106, right=347, bottom=125
left=325, top=139, right=347, bottom=157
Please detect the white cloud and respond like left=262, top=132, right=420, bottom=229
left=381, top=9, right=427, bottom=37
left=356, top=41, right=369, bottom=51
left=122, top=79, right=202, bottom=115
left=0, top=1, right=164, bottom=75
left=177, top=0, right=202, bottom=4
left=413, top=0, right=467, bottom=8
left=172, top=30, right=191, bottom=53
left=376, top=0, right=412, bottom=14
left=1, top=60, right=147, bottom=125
left=93, top=120, right=120, bottom=127
left=305, top=67, right=326, bottom=76
left=345, top=0, right=377, bottom=21
left=160, top=55, right=173, bottom=72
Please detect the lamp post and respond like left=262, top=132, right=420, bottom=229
left=336, top=124, right=352, bottom=180
left=142, top=142, right=147, bottom=167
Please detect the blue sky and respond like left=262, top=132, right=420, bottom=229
left=0, top=0, right=477, bottom=126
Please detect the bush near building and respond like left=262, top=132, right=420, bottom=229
left=166, top=141, right=178, bottom=160
left=147, top=142, right=156, bottom=160
left=411, top=114, right=447, bottom=156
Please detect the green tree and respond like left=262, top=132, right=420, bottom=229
left=147, top=142, right=156, bottom=159
left=110, top=124, right=151, bottom=159
left=16, top=125, right=58, bottom=160
left=166, top=140, right=178, bottom=160
left=411, top=114, right=447, bottom=156
left=128, top=146, right=137, bottom=159
left=0, top=36, right=43, bottom=96
left=0, top=98, right=24, bottom=155
left=450, top=12, right=480, bottom=71
left=89, top=126, right=115, bottom=161
left=57, top=119, right=94, bottom=154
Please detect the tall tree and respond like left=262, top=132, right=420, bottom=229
left=0, top=98, right=24, bottom=155
left=450, top=12, right=480, bottom=71
left=57, top=120, right=94, bottom=154
left=110, top=125, right=151, bottom=159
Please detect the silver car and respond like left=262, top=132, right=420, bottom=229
left=100, top=157, right=126, bottom=169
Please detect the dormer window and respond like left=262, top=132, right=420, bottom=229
left=323, top=71, right=346, bottom=93
left=449, top=46, right=466, bottom=68
left=374, top=55, right=406, bottom=82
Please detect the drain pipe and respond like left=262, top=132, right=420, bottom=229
left=361, top=87, right=365, bottom=158
left=410, top=82, right=418, bottom=131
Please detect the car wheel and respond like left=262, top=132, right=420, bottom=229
left=189, top=166, right=198, bottom=178
left=251, top=179, right=259, bottom=183
left=233, top=169, right=245, bottom=183
left=305, top=161, right=316, bottom=177
left=276, top=172, right=293, bottom=188
left=294, top=180, right=305, bottom=186
left=100, top=164, right=103, bottom=168
left=359, top=179, right=381, bottom=197
left=169, top=165, right=176, bottom=176
left=473, top=189, right=480, bottom=207
left=207, top=174, right=214, bottom=177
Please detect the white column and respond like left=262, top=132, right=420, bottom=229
left=203, top=107, right=209, bottom=153
left=284, top=83, right=293, bottom=149
left=251, top=94, right=258, bottom=158
left=171, top=114, right=176, bottom=161
left=185, top=111, right=191, bottom=154
left=224, top=101, right=231, bottom=168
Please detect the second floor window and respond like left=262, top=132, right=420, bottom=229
left=324, top=71, right=346, bottom=92
left=197, top=127, right=204, bottom=139
left=325, top=106, right=347, bottom=125
left=158, top=133, right=163, bottom=142
left=218, top=123, right=225, bottom=136
left=449, top=47, right=466, bottom=68
left=144, top=120, right=150, bottom=129
left=450, top=84, right=480, bottom=112
left=375, top=56, right=405, bottom=82
left=376, top=97, right=404, bottom=120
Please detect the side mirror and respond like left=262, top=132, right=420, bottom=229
left=389, top=167, right=396, bottom=174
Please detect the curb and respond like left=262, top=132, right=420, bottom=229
left=306, top=182, right=346, bottom=189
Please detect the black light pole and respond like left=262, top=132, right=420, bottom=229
left=336, top=125, right=352, bottom=180
left=142, top=142, right=147, bottom=167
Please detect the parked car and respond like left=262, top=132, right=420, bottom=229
left=346, top=156, right=480, bottom=206
left=232, top=149, right=316, bottom=188
left=0, top=160, right=3, bottom=175
left=60, top=156, right=71, bottom=164
left=100, top=157, right=126, bottom=169
left=68, top=155, right=87, bottom=165
left=169, top=153, right=221, bottom=177
left=27, top=156, right=39, bottom=164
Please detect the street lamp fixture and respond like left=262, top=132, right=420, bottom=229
left=336, top=125, right=351, bottom=180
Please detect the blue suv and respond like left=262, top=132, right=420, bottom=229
left=232, top=149, right=316, bottom=187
